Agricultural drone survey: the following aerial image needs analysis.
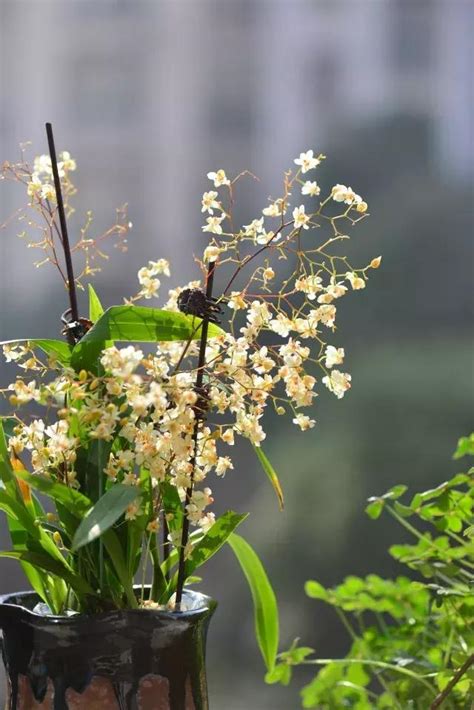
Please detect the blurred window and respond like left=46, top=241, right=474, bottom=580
left=208, top=93, right=254, bottom=139
left=313, top=53, right=339, bottom=107
left=70, top=52, right=142, bottom=126
left=214, top=0, right=257, bottom=26
left=392, top=0, right=432, bottom=71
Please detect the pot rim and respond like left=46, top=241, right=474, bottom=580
left=0, top=587, right=217, bottom=625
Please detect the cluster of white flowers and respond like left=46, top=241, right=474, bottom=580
left=26, top=151, right=76, bottom=202
left=136, top=259, right=170, bottom=300
left=2, top=149, right=380, bottom=555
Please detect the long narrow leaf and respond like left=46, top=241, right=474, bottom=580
left=88, top=283, right=105, bottom=323
left=71, top=305, right=224, bottom=371
left=252, top=444, right=284, bottom=511
left=161, top=481, right=184, bottom=532
left=86, top=285, right=112, bottom=371
left=79, top=305, right=223, bottom=343
left=0, top=551, right=96, bottom=598
left=227, top=532, right=279, bottom=672
left=160, top=530, right=204, bottom=575
left=0, top=421, right=21, bottom=500
left=72, top=484, right=142, bottom=550
left=72, top=304, right=222, bottom=368
left=0, top=488, right=75, bottom=571
left=0, top=489, right=41, bottom=539
left=6, top=512, right=49, bottom=603
left=15, top=470, right=91, bottom=517
left=127, top=469, right=152, bottom=576
left=102, top=530, right=138, bottom=608
left=168, top=511, right=248, bottom=598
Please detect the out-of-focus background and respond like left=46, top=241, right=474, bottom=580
left=0, top=1, right=472, bottom=707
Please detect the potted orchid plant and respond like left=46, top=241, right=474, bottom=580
left=0, top=125, right=380, bottom=709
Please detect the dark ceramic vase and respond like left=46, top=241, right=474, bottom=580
left=0, top=589, right=216, bottom=710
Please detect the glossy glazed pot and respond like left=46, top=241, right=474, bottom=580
left=0, top=589, right=216, bottom=710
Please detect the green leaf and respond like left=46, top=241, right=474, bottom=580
left=0, top=487, right=73, bottom=573
left=0, top=417, right=17, bottom=441
left=71, top=304, right=224, bottom=370
left=160, top=530, right=204, bottom=575
left=347, top=662, right=370, bottom=687
left=0, top=551, right=96, bottom=598
left=252, top=444, right=284, bottom=511
left=365, top=498, right=384, bottom=519
left=278, top=639, right=315, bottom=667
left=126, top=469, right=153, bottom=577
left=410, top=475, right=470, bottom=509
left=227, top=532, right=279, bottom=672
left=72, top=484, right=142, bottom=550
left=6, top=511, right=49, bottom=602
left=161, top=481, right=184, bottom=532
left=0, top=420, right=20, bottom=500
left=85, top=439, right=112, bottom=503
left=393, top=501, right=414, bottom=518
left=0, top=339, right=72, bottom=365
left=305, top=580, right=329, bottom=601
left=265, top=663, right=292, bottom=686
left=453, top=433, right=474, bottom=459
left=102, top=529, right=138, bottom=608
left=0, top=489, right=40, bottom=539
left=383, top=484, right=408, bottom=500
left=15, top=470, right=91, bottom=518
left=88, top=284, right=105, bottom=323
left=172, top=511, right=248, bottom=590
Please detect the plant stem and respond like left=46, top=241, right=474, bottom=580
left=174, top=261, right=216, bottom=608
left=45, top=123, right=79, bottom=324
left=386, top=505, right=472, bottom=580
left=430, top=653, right=474, bottom=709
left=302, top=658, right=437, bottom=694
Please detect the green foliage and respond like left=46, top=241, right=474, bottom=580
left=453, top=434, right=474, bottom=460
left=88, top=283, right=105, bottom=323
left=170, top=512, right=248, bottom=597
left=252, top=444, right=285, bottom=511
left=228, top=532, right=280, bottom=672
left=70, top=304, right=223, bottom=370
left=72, top=484, right=142, bottom=550
left=271, top=435, right=474, bottom=708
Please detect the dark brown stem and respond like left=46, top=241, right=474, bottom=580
left=430, top=653, right=474, bottom=709
left=174, top=261, right=216, bottom=608
left=45, top=123, right=79, bottom=323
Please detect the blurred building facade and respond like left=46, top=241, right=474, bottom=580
left=1, top=1, right=472, bottom=258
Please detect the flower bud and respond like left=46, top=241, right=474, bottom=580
left=356, top=201, right=368, bottom=213
left=79, top=369, right=88, bottom=382
left=370, top=256, right=382, bottom=269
